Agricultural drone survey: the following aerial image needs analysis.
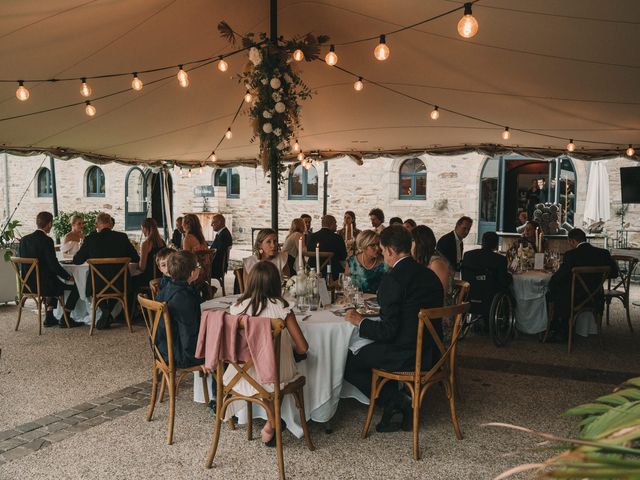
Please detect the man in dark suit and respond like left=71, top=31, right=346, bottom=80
left=547, top=228, right=618, bottom=340
left=19, top=211, right=81, bottom=327
left=462, top=232, right=512, bottom=293
left=73, top=212, right=140, bottom=328
left=437, top=215, right=473, bottom=272
left=306, top=215, right=347, bottom=279
left=344, top=225, right=444, bottom=432
left=210, top=213, right=232, bottom=279
left=171, top=216, right=184, bottom=249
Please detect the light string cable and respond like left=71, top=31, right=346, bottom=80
left=200, top=96, right=247, bottom=166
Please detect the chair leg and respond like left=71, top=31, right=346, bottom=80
left=15, top=297, right=25, bottom=331
left=247, top=401, right=253, bottom=441
left=159, top=376, right=166, bottom=403
left=89, top=299, right=97, bottom=336
left=624, top=299, right=633, bottom=332
left=59, top=296, right=71, bottom=328
left=412, top=388, right=420, bottom=461
left=37, top=298, right=42, bottom=336
left=167, top=374, right=176, bottom=445
left=122, top=297, right=133, bottom=333
left=567, top=316, right=574, bottom=354
left=294, top=389, right=315, bottom=451
left=362, top=372, right=378, bottom=439
left=274, top=401, right=285, bottom=480
left=446, top=382, right=463, bottom=441
left=605, top=300, right=611, bottom=325
left=147, top=364, right=159, bottom=421
left=221, top=278, right=226, bottom=297
left=205, top=402, right=225, bottom=469
left=200, top=373, right=210, bottom=405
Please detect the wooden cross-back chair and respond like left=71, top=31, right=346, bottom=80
left=205, top=316, right=315, bottom=480
left=566, top=266, right=611, bottom=353
left=303, top=251, right=334, bottom=272
left=212, top=246, right=231, bottom=296
left=149, top=278, right=161, bottom=300
left=194, top=249, right=216, bottom=301
left=137, top=294, right=210, bottom=445
left=234, top=267, right=245, bottom=294
left=362, top=302, right=471, bottom=461
left=604, top=255, right=638, bottom=332
left=10, top=257, right=71, bottom=334
left=452, top=279, right=470, bottom=305
left=87, top=257, right=132, bottom=336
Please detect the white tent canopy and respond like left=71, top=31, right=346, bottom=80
left=1, top=0, right=639, bottom=165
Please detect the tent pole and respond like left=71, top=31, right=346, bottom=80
left=49, top=156, right=60, bottom=242
left=2, top=153, right=9, bottom=219
left=323, top=161, right=328, bottom=216
left=269, top=0, right=279, bottom=235
left=159, top=169, right=168, bottom=241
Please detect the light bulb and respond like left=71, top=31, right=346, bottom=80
left=374, top=34, right=390, bottom=61
left=457, top=2, right=479, bottom=38
left=199, top=167, right=203, bottom=175
left=430, top=106, right=440, bottom=120
left=325, top=45, right=338, bottom=66
left=210, top=152, right=217, bottom=162
left=131, top=73, right=143, bottom=91
left=244, top=92, right=252, bottom=103
left=178, top=166, right=182, bottom=174
left=627, top=144, right=635, bottom=157
left=297, top=152, right=305, bottom=161
left=85, top=101, right=96, bottom=116
left=225, top=128, right=232, bottom=140
left=502, top=127, right=510, bottom=140
left=217, top=59, right=228, bottom=72
left=567, top=140, right=576, bottom=152
left=354, top=77, right=364, bottom=91
left=293, top=49, right=305, bottom=62
left=16, top=81, right=29, bottom=101
left=177, top=66, right=189, bottom=87
left=188, top=169, right=192, bottom=178
left=304, top=160, right=312, bottom=170
left=293, top=140, right=300, bottom=153
left=80, top=78, right=92, bottom=97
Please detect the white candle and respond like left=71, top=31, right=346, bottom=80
left=316, top=243, right=320, bottom=273
left=298, top=235, right=303, bottom=270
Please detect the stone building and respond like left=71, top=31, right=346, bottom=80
left=1, top=152, right=638, bottom=247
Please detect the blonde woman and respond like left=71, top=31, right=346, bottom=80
left=282, top=218, right=305, bottom=274
left=61, top=215, right=85, bottom=258
left=344, top=229, right=388, bottom=293
left=242, top=228, right=289, bottom=285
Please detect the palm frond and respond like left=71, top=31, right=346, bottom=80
left=218, top=21, right=236, bottom=45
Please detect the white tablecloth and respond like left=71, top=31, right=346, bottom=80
left=194, top=297, right=372, bottom=438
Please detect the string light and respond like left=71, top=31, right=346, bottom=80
left=430, top=106, right=440, bottom=120
left=15, top=81, right=29, bottom=101
left=297, top=152, right=305, bottom=161
left=567, top=139, right=576, bottom=152
left=325, top=45, right=338, bottom=66
left=225, top=128, right=232, bottom=140
left=199, top=166, right=203, bottom=175
left=177, top=66, right=189, bottom=87
left=304, top=159, right=313, bottom=170
left=353, top=77, right=364, bottom=91
left=210, top=151, right=217, bottom=162
left=188, top=169, right=192, bottom=178
left=457, top=2, right=479, bottom=38
left=178, top=166, right=182, bottom=174
left=501, top=127, right=510, bottom=140
left=80, top=78, right=92, bottom=97
left=374, top=34, right=390, bottom=61
left=292, top=49, right=305, bottom=62
left=217, top=58, right=228, bottom=72
left=131, top=73, right=143, bottom=91
left=293, top=140, right=300, bottom=153
left=84, top=101, right=96, bottom=116
left=627, top=144, right=635, bottom=157
left=244, top=91, right=253, bottom=103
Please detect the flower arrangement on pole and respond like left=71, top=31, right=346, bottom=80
left=218, top=21, right=328, bottom=182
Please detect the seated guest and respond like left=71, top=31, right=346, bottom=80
left=369, top=208, right=385, bottom=234
left=182, top=214, right=208, bottom=252
left=155, top=250, right=204, bottom=368
left=547, top=228, right=618, bottom=341
left=171, top=216, right=184, bottom=249
left=243, top=229, right=289, bottom=284
left=282, top=218, right=305, bottom=274
left=306, top=215, right=348, bottom=280
left=389, top=217, right=403, bottom=226
left=61, top=214, right=85, bottom=258
left=412, top=225, right=454, bottom=304
left=519, top=220, right=541, bottom=252
left=337, top=211, right=361, bottom=248
left=300, top=213, right=313, bottom=234
left=461, top=231, right=512, bottom=294
left=403, top=219, right=417, bottom=232
left=73, top=212, right=140, bottom=328
left=135, top=218, right=166, bottom=289
left=210, top=213, right=232, bottom=280
left=436, top=216, right=473, bottom=272
left=19, top=211, right=81, bottom=327
left=344, top=226, right=443, bottom=432
left=515, top=211, right=528, bottom=233
left=155, top=247, right=175, bottom=291
left=109, top=215, right=116, bottom=229
left=224, top=261, right=308, bottom=446
left=344, top=230, right=388, bottom=294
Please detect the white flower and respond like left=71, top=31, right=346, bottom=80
left=270, top=77, right=281, bottom=89
left=274, top=102, right=286, bottom=113
left=274, top=128, right=282, bottom=136
left=260, top=78, right=268, bottom=85
left=272, top=92, right=281, bottom=102
left=262, top=123, right=273, bottom=133
left=262, top=110, right=272, bottom=119
left=277, top=141, right=285, bottom=150
left=283, top=73, right=293, bottom=84
left=249, top=47, right=262, bottom=66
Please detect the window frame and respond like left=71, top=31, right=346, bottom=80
left=288, top=164, right=318, bottom=200
left=36, top=168, right=53, bottom=197
left=213, top=167, right=240, bottom=198
left=398, top=158, right=427, bottom=200
left=124, top=167, right=147, bottom=231
left=86, top=166, right=106, bottom=197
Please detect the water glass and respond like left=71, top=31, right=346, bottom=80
left=297, top=295, right=310, bottom=313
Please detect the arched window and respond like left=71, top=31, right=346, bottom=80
left=36, top=168, right=52, bottom=197
left=399, top=158, right=427, bottom=200
left=86, top=166, right=105, bottom=197
left=213, top=167, right=240, bottom=198
left=125, top=167, right=146, bottom=230
left=288, top=164, right=318, bottom=200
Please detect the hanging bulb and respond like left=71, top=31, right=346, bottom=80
left=353, top=77, right=364, bottom=91
left=304, top=160, right=312, bottom=170
left=293, top=140, right=300, bottom=153
left=225, top=128, right=232, bottom=140
left=178, top=166, right=182, bottom=174
left=131, top=73, right=143, bottom=91
left=244, top=91, right=252, bottom=103
left=292, top=49, right=304, bottom=62
left=210, top=151, right=217, bottom=162
left=501, top=127, right=510, bottom=140
left=80, top=78, right=92, bottom=97
left=567, top=139, right=576, bottom=152
left=627, top=144, right=635, bottom=157
left=177, top=66, right=189, bottom=87
left=15, top=81, right=29, bottom=101
left=85, top=101, right=96, bottom=117
left=374, top=34, right=390, bottom=61
left=325, top=45, right=338, bottom=66
left=297, top=152, right=305, bottom=162
left=199, top=167, right=203, bottom=175
left=217, top=58, right=228, bottom=72
left=430, top=106, right=440, bottom=120
left=458, top=2, right=479, bottom=38
left=188, top=169, right=192, bottom=178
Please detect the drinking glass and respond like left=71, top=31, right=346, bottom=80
left=353, top=290, right=364, bottom=309
left=297, top=295, right=310, bottom=313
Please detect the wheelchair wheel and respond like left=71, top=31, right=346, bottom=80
left=489, top=293, right=515, bottom=347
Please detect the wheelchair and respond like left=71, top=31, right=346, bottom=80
left=461, top=266, right=516, bottom=347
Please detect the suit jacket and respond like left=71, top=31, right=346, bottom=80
left=548, top=243, right=618, bottom=316
left=171, top=229, right=183, bottom=249
left=437, top=231, right=462, bottom=271
left=210, top=227, right=232, bottom=278
left=18, top=230, right=72, bottom=297
left=73, top=228, right=140, bottom=295
left=306, top=228, right=348, bottom=279
left=359, top=256, right=444, bottom=371
left=461, top=248, right=512, bottom=312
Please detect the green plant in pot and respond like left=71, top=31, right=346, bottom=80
left=0, top=219, right=22, bottom=261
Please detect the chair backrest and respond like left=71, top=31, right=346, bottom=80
left=137, top=294, right=175, bottom=372
left=303, top=251, right=334, bottom=271
left=608, top=255, right=638, bottom=294
left=194, top=249, right=215, bottom=284
left=149, top=278, right=161, bottom=300
left=461, top=265, right=498, bottom=314
left=452, top=279, right=470, bottom=305
left=415, top=302, right=471, bottom=384
left=570, top=266, right=611, bottom=315
left=87, top=257, right=131, bottom=298
left=221, top=246, right=232, bottom=276
left=10, top=257, right=40, bottom=298
left=234, top=267, right=245, bottom=294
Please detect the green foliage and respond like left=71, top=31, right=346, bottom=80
left=0, top=219, right=21, bottom=261
left=52, top=211, right=100, bottom=239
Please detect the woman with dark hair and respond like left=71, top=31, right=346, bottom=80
left=403, top=218, right=417, bottom=232
left=224, top=261, right=308, bottom=446
left=182, top=214, right=208, bottom=252
left=242, top=228, right=289, bottom=285
left=411, top=225, right=453, bottom=302
left=134, top=218, right=167, bottom=290
left=337, top=210, right=361, bottom=257
left=282, top=218, right=306, bottom=274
